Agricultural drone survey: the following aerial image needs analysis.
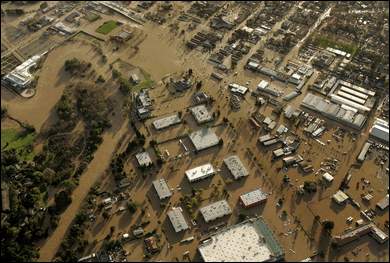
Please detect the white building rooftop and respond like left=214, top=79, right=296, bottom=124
left=152, top=113, right=181, bottom=130
left=152, top=179, right=172, bottom=200
left=240, top=188, right=267, bottom=207
left=228, top=83, right=248, bottom=95
left=333, top=190, right=349, bottom=204
left=223, top=155, right=249, bottom=180
left=185, top=163, right=215, bottom=183
left=3, top=54, right=42, bottom=88
left=135, top=152, right=152, bottom=167
left=198, top=217, right=284, bottom=262
left=200, top=200, right=232, bottom=222
left=190, top=105, right=213, bottom=124
left=167, top=207, right=189, bottom=233
left=189, top=128, right=220, bottom=151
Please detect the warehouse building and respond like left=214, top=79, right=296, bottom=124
left=223, top=155, right=248, bottom=180
left=301, top=93, right=367, bottom=130
left=369, top=118, right=389, bottom=143
left=357, top=142, right=371, bottom=162
left=189, top=128, right=220, bottom=151
left=167, top=207, right=189, bottom=233
left=2, top=54, right=42, bottom=90
left=185, top=163, right=215, bottom=183
left=152, top=114, right=182, bottom=130
left=152, top=179, right=172, bottom=200
left=240, top=189, right=267, bottom=208
left=376, top=194, right=389, bottom=210
left=198, top=217, right=284, bottom=262
left=200, top=200, right=232, bottom=223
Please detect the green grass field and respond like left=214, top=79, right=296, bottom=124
left=312, top=35, right=359, bottom=55
left=96, top=20, right=119, bottom=35
left=133, top=70, right=155, bottom=92
left=1, top=128, right=36, bottom=160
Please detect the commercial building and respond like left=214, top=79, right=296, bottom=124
left=200, top=200, right=232, bottom=223
left=189, top=128, right=220, bottom=151
left=376, top=194, right=389, bottom=210
left=357, top=142, right=371, bottom=162
left=135, top=152, right=152, bottom=167
left=223, top=155, right=248, bottom=180
left=2, top=54, right=42, bottom=90
left=283, top=91, right=300, bottom=101
left=369, top=118, right=389, bottom=143
left=190, top=105, right=213, bottom=124
left=228, top=83, right=248, bottom=95
left=240, top=189, right=267, bottom=208
left=301, top=93, right=367, bottom=130
left=185, top=163, right=215, bottom=183
left=198, top=217, right=284, bottom=262
left=332, top=223, right=388, bottom=246
left=322, top=172, right=334, bottom=183
left=152, top=114, right=181, bottom=130
left=332, top=190, right=349, bottom=205
left=257, top=80, right=281, bottom=97
left=152, top=179, right=172, bottom=200
left=167, top=207, right=189, bottom=233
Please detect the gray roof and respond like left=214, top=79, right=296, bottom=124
left=189, top=128, right=220, bottom=151
left=240, top=189, right=267, bottom=207
left=152, top=113, right=182, bottom=130
left=301, top=93, right=367, bottom=130
left=224, top=155, right=248, bottom=180
left=200, top=200, right=232, bottom=222
left=152, top=179, right=172, bottom=200
left=190, top=105, right=213, bottom=124
left=167, top=207, right=189, bottom=232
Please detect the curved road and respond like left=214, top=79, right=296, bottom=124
left=38, top=118, right=129, bottom=261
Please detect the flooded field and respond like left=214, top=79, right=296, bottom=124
left=1, top=2, right=387, bottom=262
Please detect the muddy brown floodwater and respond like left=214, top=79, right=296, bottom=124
left=1, top=42, right=101, bottom=132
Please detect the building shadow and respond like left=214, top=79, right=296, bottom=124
left=162, top=216, right=186, bottom=244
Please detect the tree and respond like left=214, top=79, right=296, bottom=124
left=149, top=140, right=157, bottom=147
left=188, top=68, right=193, bottom=76
left=96, top=75, right=105, bottom=83
left=40, top=2, right=48, bottom=9
left=102, top=211, right=110, bottom=220
left=303, top=181, right=317, bottom=193
left=196, top=81, right=202, bottom=89
left=322, top=220, right=334, bottom=232
left=64, top=58, right=81, bottom=72
left=112, top=69, right=121, bottom=79
left=54, top=190, right=72, bottom=212
left=127, top=200, right=137, bottom=213
left=1, top=106, right=7, bottom=119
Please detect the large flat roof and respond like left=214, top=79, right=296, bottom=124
left=240, top=188, right=267, bottom=207
left=223, top=155, right=249, bottom=180
left=190, top=104, right=213, bottom=124
left=189, top=128, right=220, bottom=151
left=198, top=217, right=284, bottom=262
left=185, top=163, right=215, bottom=183
left=200, top=200, right=232, bottom=223
left=152, top=113, right=181, bottom=130
left=152, top=179, right=172, bottom=200
left=167, top=207, right=189, bottom=233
